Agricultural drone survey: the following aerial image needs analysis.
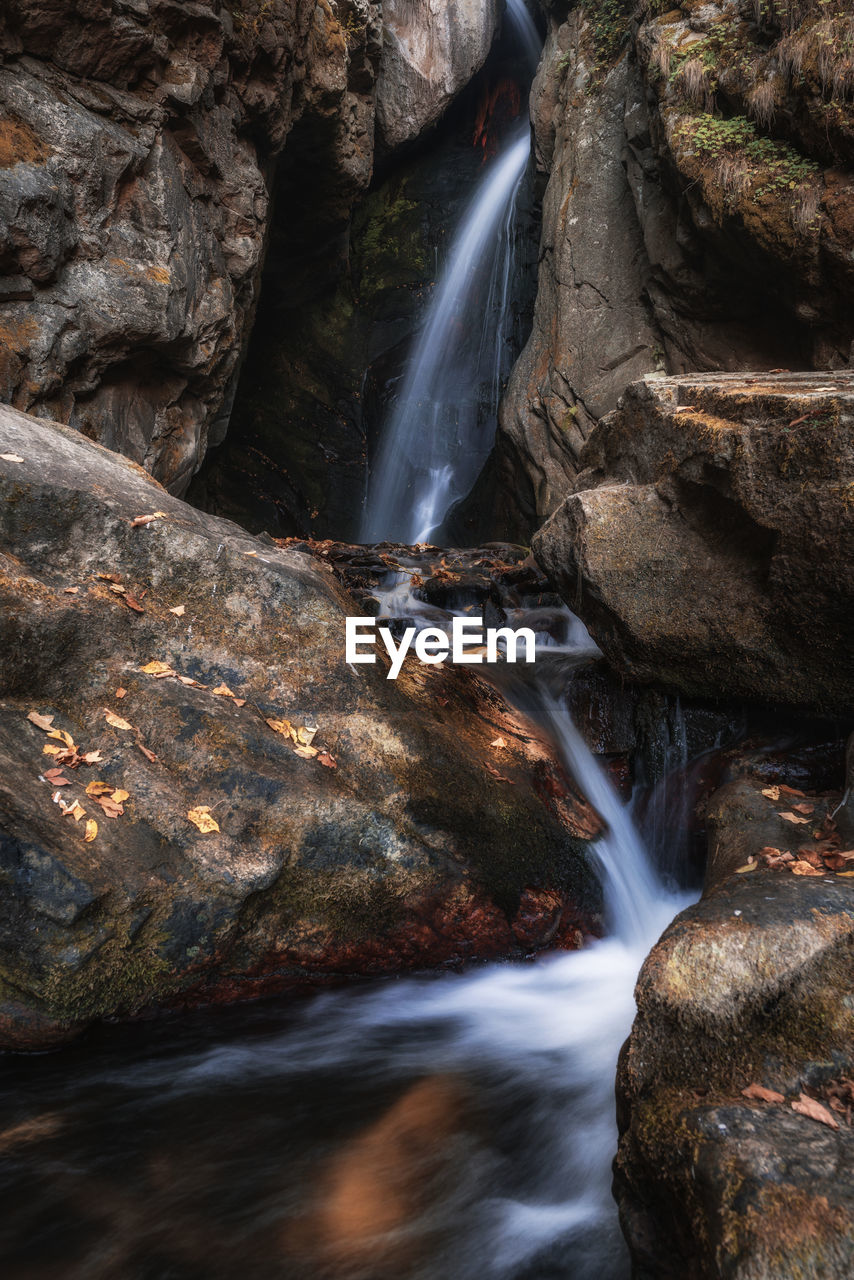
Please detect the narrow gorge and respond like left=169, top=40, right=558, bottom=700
left=1, top=1, right=853, bottom=1277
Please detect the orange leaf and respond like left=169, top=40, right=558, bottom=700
left=317, top=751, right=337, bottom=768
left=791, top=1094, right=839, bottom=1129
left=761, top=786, right=780, bottom=801
left=779, top=811, right=810, bottom=825
left=115, top=688, right=127, bottom=699
left=85, top=781, right=113, bottom=797
left=791, top=802, right=815, bottom=816
left=27, top=711, right=55, bottom=731
left=742, top=1083, right=784, bottom=1104
left=64, top=586, right=79, bottom=595
left=790, top=860, right=824, bottom=876
left=212, top=684, right=235, bottom=698
left=123, top=594, right=145, bottom=613
left=130, top=512, right=167, bottom=527
left=104, top=710, right=134, bottom=731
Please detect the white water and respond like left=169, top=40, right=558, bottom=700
left=361, top=0, right=541, bottom=545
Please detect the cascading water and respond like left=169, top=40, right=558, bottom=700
left=360, top=0, right=541, bottom=545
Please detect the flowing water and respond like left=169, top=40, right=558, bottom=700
left=0, top=5, right=695, bottom=1277
left=360, top=0, right=541, bottom=544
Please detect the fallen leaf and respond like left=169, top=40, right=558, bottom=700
left=130, top=512, right=167, bottom=527
left=791, top=802, right=815, bottom=816
left=779, top=811, right=811, bottom=825
left=234, top=698, right=246, bottom=708
left=177, top=675, right=206, bottom=688
left=168, top=605, right=186, bottom=616
left=63, top=586, right=79, bottom=595
left=115, top=688, right=127, bottom=700
left=70, top=802, right=86, bottom=822
left=141, top=661, right=173, bottom=676
left=742, top=1083, right=785, bottom=1104
left=758, top=846, right=787, bottom=859
left=761, top=786, right=781, bottom=801
left=96, top=795, right=123, bottom=818
left=104, top=710, right=134, bottom=731
left=317, top=751, right=337, bottom=768
left=779, top=784, right=806, bottom=797
left=297, top=724, right=317, bottom=746
left=84, top=819, right=98, bottom=842
left=791, top=1094, right=839, bottom=1129
left=212, top=684, right=235, bottom=698
left=42, top=743, right=62, bottom=756
left=839, top=870, right=854, bottom=877
left=485, top=761, right=515, bottom=783
left=81, top=750, right=103, bottom=764
left=266, top=718, right=296, bottom=743
left=27, top=711, right=55, bottom=731
left=137, top=741, right=157, bottom=763
left=187, top=806, right=220, bottom=834
left=244, top=550, right=258, bottom=557
left=490, top=736, right=508, bottom=749
left=0, top=453, right=24, bottom=463
left=86, top=781, right=113, bottom=797
left=110, top=789, right=130, bottom=804
left=97, top=573, right=123, bottom=584
left=293, top=744, right=319, bottom=759
left=123, top=594, right=145, bottom=613
left=790, top=860, right=825, bottom=876
left=47, top=728, right=76, bottom=749
left=43, top=769, right=71, bottom=786
left=109, top=583, right=127, bottom=595
left=735, top=862, right=757, bottom=873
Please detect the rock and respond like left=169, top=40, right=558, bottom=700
left=0, top=404, right=602, bottom=1050
left=494, top=1, right=854, bottom=537
left=0, top=0, right=382, bottom=493
left=615, top=840, right=854, bottom=1276
left=490, top=9, right=661, bottom=536
left=533, top=372, right=854, bottom=716
left=375, top=0, right=501, bottom=152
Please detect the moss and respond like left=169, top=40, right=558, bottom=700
left=352, top=181, right=427, bottom=303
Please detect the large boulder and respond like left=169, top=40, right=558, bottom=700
left=375, top=0, right=501, bottom=152
left=493, top=0, right=854, bottom=537
left=0, top=403, right=601, bottom=1050
left=533, top=372, right=854, bottom=717
left=0, top=0, right=382, bottom=493
left=615, top=763, right=854, bottom=1278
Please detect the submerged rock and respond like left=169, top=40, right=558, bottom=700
left=534, top=372, right=854, bottom=717
left=0, top=404, right=602, bottom=1050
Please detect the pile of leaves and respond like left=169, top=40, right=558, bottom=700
left=736, top=783, right=854, bottom=877
left=742, top=1077, right=854, bottom=1130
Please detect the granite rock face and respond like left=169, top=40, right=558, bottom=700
left=375, top=0, right=501, bottom=151
left=0, top=0, right=387, bottom=495
left=615, top=761, right=854, bottom=1279
left=495, top=0, right=854, bottom=536
left=533, top=372, right=854, bottom=716
left=0, top=403, right=602, bottom=1050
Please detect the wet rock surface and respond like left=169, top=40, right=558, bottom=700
left=616, top=749, right=854, bottom=1279
left=534, top=371, right=854, bottom=716
left=0, top=404, right=604, bottom=1050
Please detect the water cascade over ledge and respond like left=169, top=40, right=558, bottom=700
left=361, top=0, right=541, bottom=544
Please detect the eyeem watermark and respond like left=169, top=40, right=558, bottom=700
left=346, top=616, right=537, bottom=680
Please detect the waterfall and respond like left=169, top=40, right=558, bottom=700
left=360, top=0, right=541, bottom=545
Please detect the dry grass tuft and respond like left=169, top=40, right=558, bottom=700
left=714, top=153, right=752, bottom=198
left=677, top=58, right=713, bottom=110
left=748, top=78, right=779, bottom=129
left=792, top=183, right=822, bottom=234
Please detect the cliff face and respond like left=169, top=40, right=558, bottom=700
left=0, top=0, right=385, bottom=493
left=0, top=0, right=503, bottom=498
left=496, top=0, right=854, bottom=535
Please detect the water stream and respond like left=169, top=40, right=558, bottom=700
left=361, top=0, right=541, bottom=544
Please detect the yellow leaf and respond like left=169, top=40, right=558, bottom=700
left=27, top=711, right=55, bottom=731
left=761, top=786, right=780, bottom=801
left=293, top=744, right=319, bottom=759
left=104, top=710, right=134, bottom=731
left=85, top=781, right=113, bottom=797
left=266, top=718, right=296, bottom=743
left=47, top=728, right=76, bottom=749
left=490, top=736, right=508, bottom=749
left=140, top=661, right=173, bottom=675
left=187, top=806, right=220, bottom=834
left=212, top=683, right=235, bottom=698
left=84, top=819, right=98, bottom=842
left=110, top=789, right=130, bottom=804
left=735, top=862, right=757, bottom=874
left=70, top=802, right=86, bottom=822
left=42, top=743, right=63, bottom=756
left=169, top=605, right=186, bottom=616
left=297, top=724, right=317, bottom=746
